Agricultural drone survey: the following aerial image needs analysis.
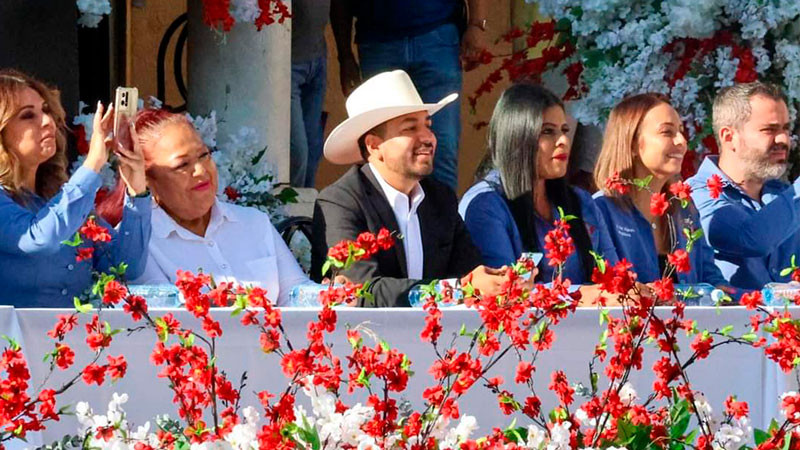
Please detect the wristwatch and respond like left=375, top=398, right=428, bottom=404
left=469, top=18, right=487, bottom=31
left=132, top=188, right=151, bottom=199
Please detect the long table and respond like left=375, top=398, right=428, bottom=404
left=2, top=306, right=794, bottom=448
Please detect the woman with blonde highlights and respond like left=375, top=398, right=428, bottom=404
left=0, top=69, right=151, bottom=307
left=593, top=93, right=729, bottom=289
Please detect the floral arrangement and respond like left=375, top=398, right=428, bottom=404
left=76, top=0, right=111, bottom=28
left=4, top=175, right=800, bottom=450
left=472, top=1, right=800, bottom=177
left=201, top=0, right=291, bottom=32
left=71, top=103, right=295, bottom=222
left=75, top=0, right=290, bottom=31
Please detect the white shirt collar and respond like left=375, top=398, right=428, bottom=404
left=151, top=199, right=239, bottom=240
left=367, top=163, right=425, bottom=214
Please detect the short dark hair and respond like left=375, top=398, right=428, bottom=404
left=357, top=122, right=387, bottom=161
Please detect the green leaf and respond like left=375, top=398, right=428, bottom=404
left=781, top=267, right=794, bottom=277
left=590, top=372, right=599, bottom=393
left=589, top=251, right=606, bottom=274
left=719, top=325, right=734, bottom=336
left=155, top=317, right=169, bottom=343
left=1, top=335, right=20, bottom=352
left=73, top=297, right=92, bottom=314
left=459, top=324, right=467, bottom=336
left=784, top=433, right=793, bottom=450
left=599, top=308, right=610, bottom=325
left=741, top=333, right=759, bottom=342
left=793, top=254, right=797, bottom=268
left=754, top=428, right=770, bottom=445
left=275, top=187, right=298, bottom=205
left=320, top=260, right=332, bottom=278
left=357, top=368, right=371, bottom=388
left=632, top=175, right=653, bottom=190
left=61, top=232, right=83, bottom=247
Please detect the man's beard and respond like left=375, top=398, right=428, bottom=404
left=740, top=143, right=789, bottom=181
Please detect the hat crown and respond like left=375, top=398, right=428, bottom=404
left=345, top=70, right=424, bottom=118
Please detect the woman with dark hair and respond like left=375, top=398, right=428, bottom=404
left=593, top=93, right=731, bottom=289
left=459, top=83, right=617, bottom=285
left=0, top=69, right=150, bottom=307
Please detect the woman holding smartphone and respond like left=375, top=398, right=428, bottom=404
left=0, top=69, right=151, bottom=307
left=459, top=83, right=618, bottom=286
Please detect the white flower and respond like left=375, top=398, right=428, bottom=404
left=187, top=111, right=218, bottom=148
left=442, top=415, right=478, bottom=447
left=713, top=417, right=752, bottom=450
left=76, top=0, right=111, bottom=28
left=618, top=382, right=638, bottom=406
left=547, top=421, right=572, bottom=450
left=230, top=0, right=262, bottom=23
left=526, top=424, right=547, bottom=449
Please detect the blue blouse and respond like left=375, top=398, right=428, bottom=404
left=0, top=167, right=151, bottom=307
left=592, top=192, right=726, bottom=286
left=460, top=178, right=619, bottom=284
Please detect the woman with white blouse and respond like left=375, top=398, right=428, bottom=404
left=105, top=108, right=308, bottom=306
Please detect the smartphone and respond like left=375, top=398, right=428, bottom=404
left=113, top=87, right=138, bottom=138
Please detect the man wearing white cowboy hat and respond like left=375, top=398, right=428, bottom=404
left=310, top=70, right=507, bottom=307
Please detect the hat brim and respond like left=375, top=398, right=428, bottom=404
left=323, top=93, right=459, bottom=165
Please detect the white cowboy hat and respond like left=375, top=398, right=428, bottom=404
left=323, top=70, right=458, bottom=165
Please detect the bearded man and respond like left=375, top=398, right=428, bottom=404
left=688, top=82, right=798, bottom=289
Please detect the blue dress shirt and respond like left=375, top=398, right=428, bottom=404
left=460, top=178, right=618, bottom=284
left=0, top=167, right=151, bottom=307
left=593, top=191, right=726, bottom=285
left=687, top=156, right=800, bottom=289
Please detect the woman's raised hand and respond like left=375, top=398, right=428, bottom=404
left=115, top=115, right=147, bottom=196
left=82, top=101, right=114, bottom=173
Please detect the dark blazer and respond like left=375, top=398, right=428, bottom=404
left=311, top=165, right=484, bottom=307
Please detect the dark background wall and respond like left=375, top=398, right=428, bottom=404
left=0, top=0, right=112, bottom=118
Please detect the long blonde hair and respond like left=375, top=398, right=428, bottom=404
left=0, top=69, right=68, bottom=201
left=594, top=92, right=672, bottom=199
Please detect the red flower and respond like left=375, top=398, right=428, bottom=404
left=522, top=395, right=541, bottom=417
left=123, top=295, right=148, bottom=322
left=75, top=124, right=89, bottom=155
left=740, top=291, right=763, bottom=310
left=80, top=218, right=111, bottom=243
left=54, top=343, right=75, bottom=370
left=667, top=249, right=691, bottom=274
left=82, top=363, right=106, bottom=385
left=102, top=280, right=127, bottom=305
left=549, top=370, right=574, bottom=405
left=515, top=361, right=534, bottom=384
left=650, top=193, right=669, bottom=217
left=605, top=171, right=630, bottom=195
left=669, top=181, right=692, bottom=201
left=783, top=392, right=800, bottom=423
left=107, top=354, right=127, bottom=380
left=544, top=219, right=575, bottom=267
left=690, top=333, right=713, bottom=359
left=224, top=186, right=240, bottom=201
left=725, top=396, right=749, bottom=419
left=47, top=314, right=78, bottom=340
left=652, top=277, right=674, bottom=301
left=76, top=247, right=94, bottom=262
left=707, top=174, right=724, bottom=199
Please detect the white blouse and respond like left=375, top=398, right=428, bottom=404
left=132, top=200, right=308, bottom=306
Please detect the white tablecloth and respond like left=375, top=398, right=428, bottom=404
left=2, top=306, right=793, bottom=446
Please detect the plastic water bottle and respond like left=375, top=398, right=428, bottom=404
left=762, top=282, right=800, bottom=306
left=674, top=283, right=716, bottom=306
left=408, top=278, right=462, bottom=307
left=128, top=285, right=182, bottom=308
left=287, top=282, right=325, bottom=307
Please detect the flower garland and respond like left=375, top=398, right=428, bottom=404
left=75, top=0, right=291, bottom=31
left=472, top=1, right=800, bottom=177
